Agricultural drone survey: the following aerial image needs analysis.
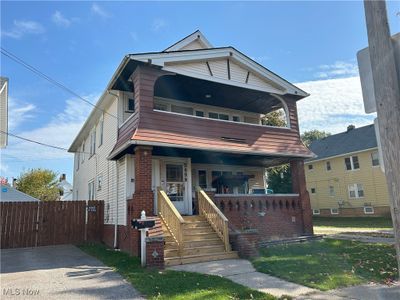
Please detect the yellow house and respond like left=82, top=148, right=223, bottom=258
left=305, top=124, right=390, bottom=217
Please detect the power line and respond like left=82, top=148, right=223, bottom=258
left=0, top=130, right=91, bottom=155
left=0, top=47, right=120, bottom=121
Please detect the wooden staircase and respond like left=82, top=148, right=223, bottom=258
left=163, top=215, right=238, bottom=266
left=157, top=187, right=238, bottom=266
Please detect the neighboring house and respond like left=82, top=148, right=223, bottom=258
left=305, top=124, right=390, bottom=217
left=58, top=174, right=73, bottom=201
left=69, top=31, right=314, bottom=265
left=0, top=184, right=40, bottom=202
left=0, top=77, right=8, bottom=148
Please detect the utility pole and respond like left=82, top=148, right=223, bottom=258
left=364, top=0, right=400, bottom=277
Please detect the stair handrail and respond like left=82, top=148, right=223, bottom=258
left=197, top=188, right=230, bottom=251
left=157, top=187, right=185, bottom=256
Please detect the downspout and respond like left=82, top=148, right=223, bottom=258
left=114, top=160, right=119, bottom=249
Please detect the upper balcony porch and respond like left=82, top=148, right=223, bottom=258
left=109, top=62, right=312, bottom=163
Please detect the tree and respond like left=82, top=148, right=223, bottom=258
left=267, top=164, right=292, bottom=193
left=16, top=169, right=60, bottom=201
left=262, top=109, right=287, bottom=127
left=301, top=130, right=331, bottom=147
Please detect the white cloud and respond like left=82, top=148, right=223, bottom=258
left=151, top=18, right=167, bottom=31
left=3, top=96, right=95, bottom=161
left=91, top=3, right=111, bottom=18
left=51, top=11, right=72, bottom=28
left=8, top=97, right=36, bottom=131
left=314, top=60, right=359, bottom=79
left=296, top=76, right=375, bottom=134
left=1, top=20, right=45, bottom=39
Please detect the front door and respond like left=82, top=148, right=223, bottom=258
left=165, top=163, right=187, bottom=214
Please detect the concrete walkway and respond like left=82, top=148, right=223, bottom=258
left=298, top=282, right=400, bottom=300
left=169, top=259, right=316, bottom=298
left=1, top=245, right=145, bottom=300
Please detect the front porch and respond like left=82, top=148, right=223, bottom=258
left=126, top=145, right=313, bottom=266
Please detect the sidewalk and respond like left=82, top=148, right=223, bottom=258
left=168, top=259, right=316, bottom=298
left=298, top=282, right=400, bottom=300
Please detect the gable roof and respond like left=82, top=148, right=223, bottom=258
left=163, top=30, right=213, bottom=52
left=0, top=184, right=40, bottom=202
left=307, top=124, right=377, bottom=162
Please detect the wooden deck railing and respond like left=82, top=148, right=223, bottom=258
left=157, top=187, right=185, bottom=255
left=197, top=188, right=230, bottom=251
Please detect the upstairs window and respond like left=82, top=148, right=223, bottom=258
left=81, top=142, right=85, bottom=163
left=209, top=112, right=229, bottom=120
left=311, top=188, right=316, bottom=194
left=171, top=105, right=193, bottom=115
left=326, top=161, right=331, bottom=171
left=195, top=111, right=204, bottom=117
left=371, top=151, right=380, bottom=166
left=90, top=129, right=96, bottom=157
left=98, top=118, right=104, bottom=147
left=348, top=183, right=364, bottom=198
left=127, top=98, right=135, bottom=112
left=345, top=156, right=360, bottom=170
left=75, top=153, right=80, bottom=171
left=308, top=164, right=314, bottom=170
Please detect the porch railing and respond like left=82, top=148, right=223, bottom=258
left=197, top=188, right=230, bottom=251
left=157, top=187, right=185, bottom=255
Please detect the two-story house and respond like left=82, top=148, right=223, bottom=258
left=69, top=31, right=314, bottom=266
left=305, top=125, right=390, bottom=217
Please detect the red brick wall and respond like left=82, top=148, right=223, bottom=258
left=214, top=195, right=305, bottom=243
left=146, top=237, right=164, bottom=268
left=229, top=231, right=259, bottom=258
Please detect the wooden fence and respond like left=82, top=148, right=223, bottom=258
left=0, top=200, right=103, bottom=249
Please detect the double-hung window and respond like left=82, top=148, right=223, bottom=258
left=345, top=156, right=360, bottom=170
left=98, top=118, right=104, bottom=147
left=371, top=151, right=380, bottom=166
left=88, top=180, right=95, bottom=200
left=90, top=129, right=96, bottom=157
left=348, top=183, right=364, bottom=198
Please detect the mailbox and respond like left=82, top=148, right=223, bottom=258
left=131, top=219, right=155, bottom=230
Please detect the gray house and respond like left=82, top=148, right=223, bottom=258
left=0, top=184, right=40, bottom=202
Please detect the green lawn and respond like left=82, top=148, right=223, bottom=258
left=313, top=217, right=393, bottom=235
left=252, top=239, right=398, bottom=291
left=79, top=243, right=277, bottom=300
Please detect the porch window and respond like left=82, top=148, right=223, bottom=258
left=154, top=101, right=168, bottom=111
left=212, top=170, right=251, bottom=194
left=198, top=170, right=207, bottom=188
left=195, top=111, right=204, bottom=117
left=232, top=116, right=240, bottom=122
left=209, top=112, right=229, bottom=121
left=171, top=105, right=193, bottom=115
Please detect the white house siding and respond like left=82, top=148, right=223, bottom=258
left=208, top=59, right=228, bottom=80
left=179, top=40, right=205, bottom=51
left=73, top=96, right=127, bottom=225
left=116, top=157, right=127, bottom=226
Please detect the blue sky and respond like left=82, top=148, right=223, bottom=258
left=1, top=1, right=399, bottom=183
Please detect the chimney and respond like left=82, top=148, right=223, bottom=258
left=12, top=178, right=17, bottom=188
left=60, top=174, right=66, bottom=182
left=347, top=124, right=356, bottom=132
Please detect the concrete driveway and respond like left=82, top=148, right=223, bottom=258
left=1, top=245, right=145, bottom=300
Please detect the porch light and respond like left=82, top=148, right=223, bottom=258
left=205, top=94, right=212, bottom=98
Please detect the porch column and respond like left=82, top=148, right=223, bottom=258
left=290, top=160, right=313, bottom=235
left=127, top=146, right=154, bottom=256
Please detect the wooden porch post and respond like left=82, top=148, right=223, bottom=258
left=290, top=160, right=313, bottom=235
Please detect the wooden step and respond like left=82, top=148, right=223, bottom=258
left=182, top=215, right=205, bottom=221
left=183, top=227, right=214, bottom=234
left=184, top=238, right=223, bottom=248
left=184, top=232, right=219, bottom=241
left=184, top=221, right=210, bottom=229
left=165, top=251, right=239, bottom=266
left=164, top=244, right=226, bottom=258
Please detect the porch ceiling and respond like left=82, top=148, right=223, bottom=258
left=154, top=74, right=285, bottom=114
left=115, top=144, right=297, bottom=167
